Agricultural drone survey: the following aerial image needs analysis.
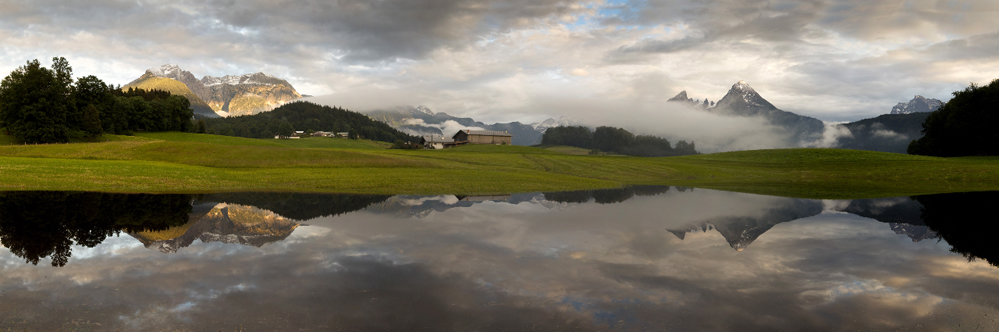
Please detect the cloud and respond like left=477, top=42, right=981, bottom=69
left=871, top=129, right=908, bottom=140
left=2, top=0, right=999, bottom=126
left=532, top=95, right=792, bottom=152
left=803, top=122, right=853, bottom=148
left=400, top=118, right=486, bottom=137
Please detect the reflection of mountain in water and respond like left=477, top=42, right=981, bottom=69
left=366, top=193, right=557, bottom=218
left=129, top=193, right=391, bottom=254
left=200, top=192, right=391, bottom=220
left=665, top=198, right=824, bottom=251
left=838, top=197, right=938, bottom=242
left=130, top=203, right=300, bottom=253
left=544, top=186, right=676, bottom=204
left=367, top=186, right=677, bottom=218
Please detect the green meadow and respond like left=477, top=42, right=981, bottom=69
left=1, top=131, right=998, bottom=198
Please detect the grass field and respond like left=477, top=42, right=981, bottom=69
left=2, top=131, right=998, bottom=198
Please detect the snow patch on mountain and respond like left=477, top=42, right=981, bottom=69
left=201, top=72, right=280, bottom=86
left=890, top=95, right=943, bottom=114
left=415, top=105, right=434, bottom=116
left=532, top=116, right=578, bottom=132
left=147, top=64, right=183, bottom=78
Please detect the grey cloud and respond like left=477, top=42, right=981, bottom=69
left=196, top=0, right=583, bottom=62
left=612, top=0, right=996, bottom=43
left=816, top=0, right=999, bottom=41
left=919, top=30, right=999, bottom=62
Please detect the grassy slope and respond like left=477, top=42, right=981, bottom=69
left=124, top=76, right=215, bottom=114
left=2, top=132, right=998, bottom=198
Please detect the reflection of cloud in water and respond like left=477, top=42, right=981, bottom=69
left=3, top=189, right=999, bottom=330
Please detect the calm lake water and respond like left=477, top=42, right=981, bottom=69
left=1, top=188, right=997, bottom=331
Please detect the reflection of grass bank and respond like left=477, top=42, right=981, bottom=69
left=2, top=132, right=998, bottom=198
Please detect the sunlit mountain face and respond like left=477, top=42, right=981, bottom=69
left=1, top=189, right=997, bottom=331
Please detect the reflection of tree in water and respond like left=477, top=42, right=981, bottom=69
left=199, top=193, right=391, bottom=220
left=543, top=185, right=673, bottom=204
left=916, top=192, right=999, bottom=267
left=0, top=192, right=193, bottom=266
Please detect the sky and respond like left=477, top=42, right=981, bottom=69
left=2, top=0, right=998, bottom=124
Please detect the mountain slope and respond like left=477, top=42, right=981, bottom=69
left=131, top=64, right=302, bottom=117
left=367, top=106, right=545, bottom=145
left=891, top=95, right=943, bottom=114
left=204, top=101, right=419, bottom=143
left=837, top=112, right=930, bottom=153
left=123, top=75, right=218, bottom=118
left=711, top=81, right=825, bottom=144
left=200, top=72, right=302, bottom=117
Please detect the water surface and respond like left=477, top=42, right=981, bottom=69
left=1, top=188, right=997, bottom=331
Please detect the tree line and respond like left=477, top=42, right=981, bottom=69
left=908, top=78, right=999, bottom=157
left=203, top=101, right=419, bottom=143
left=0, top=57, right=194, bottom=143
left=541, top=125, right=698, bottom=157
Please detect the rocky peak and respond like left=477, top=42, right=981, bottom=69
left=715, top=80, right=776, bottom=111
left=414, top=105, right=434, bottom=116
left=200, top=72, right=286, bottom=87
left=667, top=90, right=689, bottom=102
left=148, top=64, right=183, bottom=77
left=732, top=80, right=754, bottom=93
left=890, top=95, right=943, bottom=114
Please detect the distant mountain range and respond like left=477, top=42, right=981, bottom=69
left=125, top=64, right=302, bottom=118
left=836, top=95, right=942, bottom=153
left=670, top=83, right=944, bottom=153
left=670, top=81, right=826, bottom=146
left=891, top=95, right=943, bottom=114
left=365, top=106, right=576, bottom=146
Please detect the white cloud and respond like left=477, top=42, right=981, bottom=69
left=2, top=0, right=998, bottom=127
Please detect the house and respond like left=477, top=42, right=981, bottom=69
left=312, top=131, right=333, bottom=137
left=452, top=130, right=513, bottom=145
left=336, top=132, right=350, bottom=138
left=419, top=136, right=456, bottom=149
left=294, top=131, right=305, bottom=137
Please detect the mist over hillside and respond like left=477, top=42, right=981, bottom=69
left=302, top=80, right=944, bottom=153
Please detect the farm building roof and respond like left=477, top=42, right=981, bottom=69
left=421, top=136, right=454, bottom=143
left=459, top=130, right=512, bottom=137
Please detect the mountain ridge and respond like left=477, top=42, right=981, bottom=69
left=129, top=64, right=302, bottom=117
left=891, top=95, right=943, bottom=114
left=366, top=106, right=563, bottom=146
left=123, top=75, right=218, bottom=118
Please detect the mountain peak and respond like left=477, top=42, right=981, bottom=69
left=716, top=80, right=773, bottom=110
left=890, top=95, right=943, bottom=114
left=667, top=90, right=689, bottom=102
left=147, top=64, right=184, bottom=77
left=415, top=105, right=434, bottom=116
left=732, top=80, right=755, bottom=93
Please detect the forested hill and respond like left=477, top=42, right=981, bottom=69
left=203, top=101, right=418, bottom=143
left=542, top=126, right=699, bottom=157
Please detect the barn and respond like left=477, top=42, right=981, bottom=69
left=419, top=136, right=455, bottom=149
left=452, top=130, right=513, bottom=145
